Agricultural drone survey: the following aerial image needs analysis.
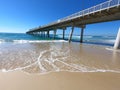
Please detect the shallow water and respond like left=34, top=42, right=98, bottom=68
left=0, top=41, right=120, bottom=74
left=0, top=33, right=116, bottom=46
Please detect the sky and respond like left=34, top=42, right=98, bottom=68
left=0, top=0, right=120, bottom=35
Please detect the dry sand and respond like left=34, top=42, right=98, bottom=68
left=0, top=71, right=120, bottom=90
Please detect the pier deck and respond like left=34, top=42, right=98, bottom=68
left=26, top=0, right=120, bottom=48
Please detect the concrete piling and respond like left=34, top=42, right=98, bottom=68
left=114, top=27, right=120, bottom=49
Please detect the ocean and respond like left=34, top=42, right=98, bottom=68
left=56, top=34, right=116, bottom=46
left=0, top=33, right=116, bottom=46
left=0, top=33, right=120, bottom=74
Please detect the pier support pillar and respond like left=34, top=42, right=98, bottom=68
left=38, top=32, right=40, bottom=36
left=69, top=26, right=74, bottom=43
left=37, top=32, right=39, bottom=36
left=40, top=32, right=42, bottom=37
left=80, top=26, right=85, bottom=43
left=43, top=32, right=45, bottom=37
left=54, top=30, right=57, bottom=39
left=114, top=27, right=120, bottom=49
left=63, top=29, right=65, bottom=39
left=47, top=31, right=50, bottom=38
left=41, top=32, right=44, bottom=37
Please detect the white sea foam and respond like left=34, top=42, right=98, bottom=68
left=13, top=40, right=68, bottom=44
left=1, top=62, right=120, bottom=74
left=0, top=39, right=5, bottom=43
left=0, top=39, right=67, bottom=44
left=84, top=36, right=93, bottom=38
left=1, top=43, right=120, bottom=74
left=103, top=40, right=115, bottom=43
left=87, top=39, right=115, bottom=44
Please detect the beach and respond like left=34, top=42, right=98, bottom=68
left=0, top=71, right=120, bottom=90
left=0, top=0, right=120, bottom=89
left=0, top=40, right=120, bottom=90
left=0, top=41, right=120, bottom=73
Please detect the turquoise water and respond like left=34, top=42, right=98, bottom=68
left=0, top=33, right=52, bottom=41
left=56, top=34, right=116, bottom=46
left=0, top=33, right=116, bottom=46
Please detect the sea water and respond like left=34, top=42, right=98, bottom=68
left=56, top=34, right=115, bottom=46
left=0, top=33, right=120, bottom=74
left=0, top=33, right=116, bottom=46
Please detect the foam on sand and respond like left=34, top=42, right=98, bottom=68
left=0, top=42, right=120, bottom=74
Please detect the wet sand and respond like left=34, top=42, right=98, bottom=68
left=0, top=42, right=120, bottom=90
left=0, top=42, right=120, bottom=73
left=0, top=71, right=120, bottom=90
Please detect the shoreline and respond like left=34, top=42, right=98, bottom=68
left=0, top=41, right=120, bottom=90
left=0, top=41, right=120, bottom=74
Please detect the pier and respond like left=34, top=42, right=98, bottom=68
left=26, top=0, right=120, bottom=48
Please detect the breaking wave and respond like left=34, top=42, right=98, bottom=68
left=0, top=39, right=67, bottom=44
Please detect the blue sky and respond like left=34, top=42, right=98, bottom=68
left=0, top=0, right=119, bottom=35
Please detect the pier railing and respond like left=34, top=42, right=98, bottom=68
left=30, top=0, right=120, bottom=31
left=59, top=0, right=120, bottom=22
